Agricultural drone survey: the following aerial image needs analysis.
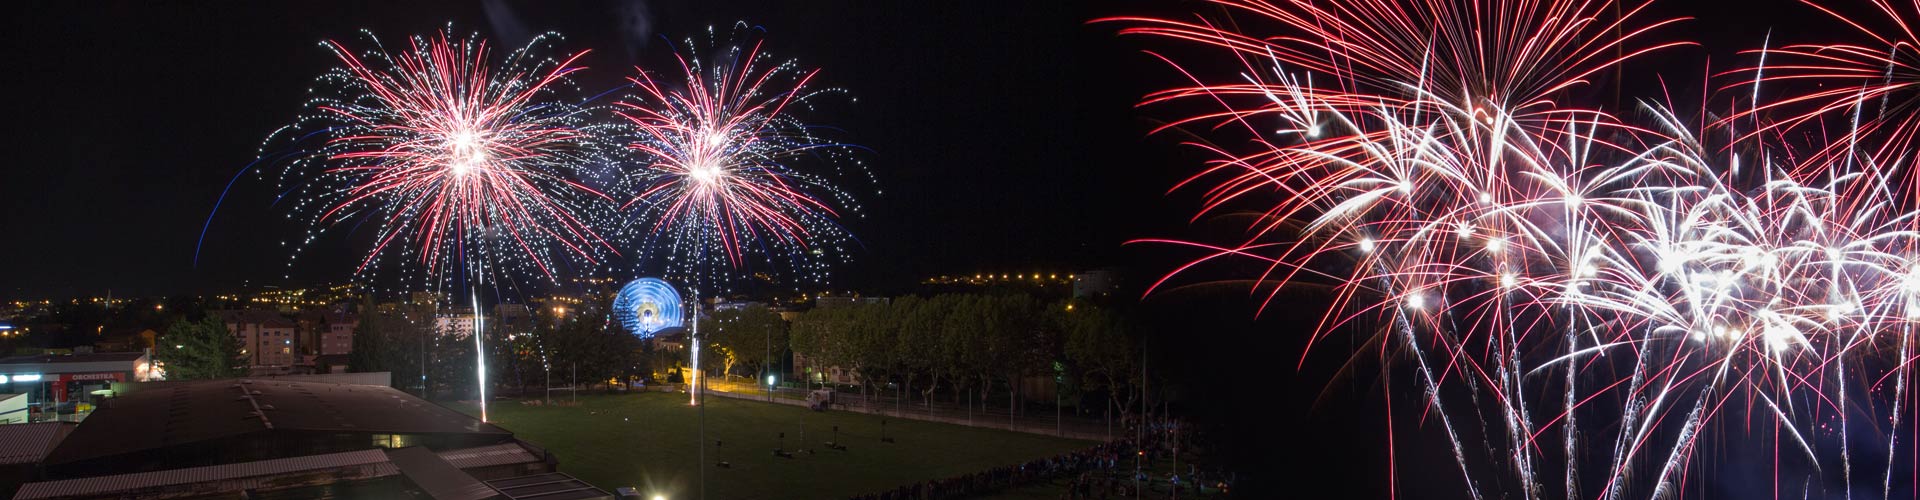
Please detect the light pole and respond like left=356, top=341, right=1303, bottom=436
left=471, top=287, right=487, bottom=423
left=764, top=324, right=772, bottom=402
left=690, top=291, right=705, bottom=500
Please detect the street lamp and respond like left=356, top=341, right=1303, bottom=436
left=764, top=324, right=773, bottom=402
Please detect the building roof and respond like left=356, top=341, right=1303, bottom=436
left=45, top=378, right=509, bottom=466
left=0, top=422, right=72, bottom=465
left=386, top=446, right=499, bottom=500
left=17, top=448, right=391, bottom=499
left=215, top=309, right=297, bottom=329
left=487, top=473, right=613, bottom=500
left=324, top=311, right=359, bottom=325
left=0, top=352, right=146, bottom=375
left=14, top=441, right=547, bottom=500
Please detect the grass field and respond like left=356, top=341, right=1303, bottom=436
left=450, top=392, right=1092, bottom=500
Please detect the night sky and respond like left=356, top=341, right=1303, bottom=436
left=0, top=0, right=1853, bottom=494
left=0, top=1, right=1202, bottom=300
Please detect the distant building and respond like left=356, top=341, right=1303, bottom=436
left=90, top=329, right=154, bottom=354
left=814, top=295, right=889, bottom=309
left=492, top=303, right=533, bottom=334
left=918, top=271, right=1086, bottom=297
left=215, top=310, right=297, bottom=373
left=713, top=300, right=766, bottom=312
left=652, top=331, right=688, bottom=352
left=0, top=394, right=27, bottom=424
left=319, top=312, right=357, bottom=356
left=1072, top=269, right=1121, bottom=299
left=436, top=310, right=476, bottom=340
left=409, top=291, right=443, bottom=306
left=0, top=352, right=153, bottom=406
left=311, top=354, right=351, bottom=374
left=793, top=352, right=863, bottom=386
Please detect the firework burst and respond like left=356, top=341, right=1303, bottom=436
left=259, top=27, right=620, bottom=424
left=1734, top=0, right=1920, bottom=198
left=266, top=28, right=619, bottom=289
left=1115, top=0, right=1920, bottom=497
left=615, top=24, right=867, bottom=292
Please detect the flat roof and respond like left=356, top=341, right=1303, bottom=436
left=487, top=473, right=614, bottom=500
left=16, top=442, right=546, bottom=499
left=215, top=309, right=297, bottom=328
left=0, top=422, right=72, bottom=465
left=387, top=446, right=499, bottom=500
left=45, top=378, right=509, bottom=466
left=0, top=352, right=146, bottom=375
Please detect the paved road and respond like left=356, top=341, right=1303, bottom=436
left=701, top=378, right=1124, bottom=441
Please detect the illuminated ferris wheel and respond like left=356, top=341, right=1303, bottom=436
left=612, top=277, right=684, bottom=338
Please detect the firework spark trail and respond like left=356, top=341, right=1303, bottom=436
left=260, top=28, right=619, bottom=424
left=1112, top=0, right=1920, bottom=496
left=1889, top=328, right=1913, bottom=499
left=266, top=29, right=619, bottom=287
left=616, top=24, right=866, bottom=292
left=1381, top=271, right=1486, bottom=500
left=1731, top=0, right=1920, bottom=196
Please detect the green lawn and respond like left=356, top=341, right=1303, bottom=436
left=450, top=392, right=1092, bottom=500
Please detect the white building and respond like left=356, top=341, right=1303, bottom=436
left=436, top=311, right=476, bottom=340
left=218, top=310, right=297, bottom=373
left=320, top=312, right=357, bottom=356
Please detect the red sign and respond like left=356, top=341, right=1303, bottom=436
left=62, top=373, right=123, bottom=382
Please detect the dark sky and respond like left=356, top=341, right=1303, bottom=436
left=0, top=0, right=1201, bottom=300
left=0, top=1, right=1865, bottom=494
left=0, top=0, right=1801, bottom=301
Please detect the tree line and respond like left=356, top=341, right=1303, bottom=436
left=347, top=297, right=648, bottom=399
left=763, top=293, right=1146, bottom=421
left=165, top=289, right=1151, bottom=425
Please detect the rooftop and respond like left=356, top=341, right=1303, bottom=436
left=487, top=473, right=613, bottom=500
left=0, top=353, right=145, bottom=366
left=15, top=442, right=548, bottom=500
left=0, top=352, right=147, bottom=375
left=45, top=378, right=508, bottom=467
left=0, top=422, right=73, bottom=465
left=215, top=309, right=297, bottom=329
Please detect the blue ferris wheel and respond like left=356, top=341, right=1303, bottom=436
left=612, top=278, right=684, bottom=338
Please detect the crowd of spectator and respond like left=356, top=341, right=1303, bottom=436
left=848, top=417, right=1234, bottom=499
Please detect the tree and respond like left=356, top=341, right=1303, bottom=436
left=155, top=315, right=245, bottom=380
left=842, top=302, right=898, bottom=406
left=1062, top=302, right=1141, bottom=423
left=893, top=295, right=946, bottom=408
left=345, top=299, right=432, bottom=395
left=711, top=305, right=789, bottom=380
left=540, top=302, right=642, bottom=392
left=977, top=294, right=1044, bottom=419
left=790, top=305, right=851, bottom=386
left=940, top=295, right=989, bottom=416
left=347, top=296, right=387, bottom=373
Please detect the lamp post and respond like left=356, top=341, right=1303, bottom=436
left=764, top=324, right=773, bottom=402
left=691, top=291, right=705, bottom=500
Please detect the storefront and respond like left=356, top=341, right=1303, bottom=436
left=0, top=352, right=152, bottom=406
left=51, top=372, right=126, bottom=403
